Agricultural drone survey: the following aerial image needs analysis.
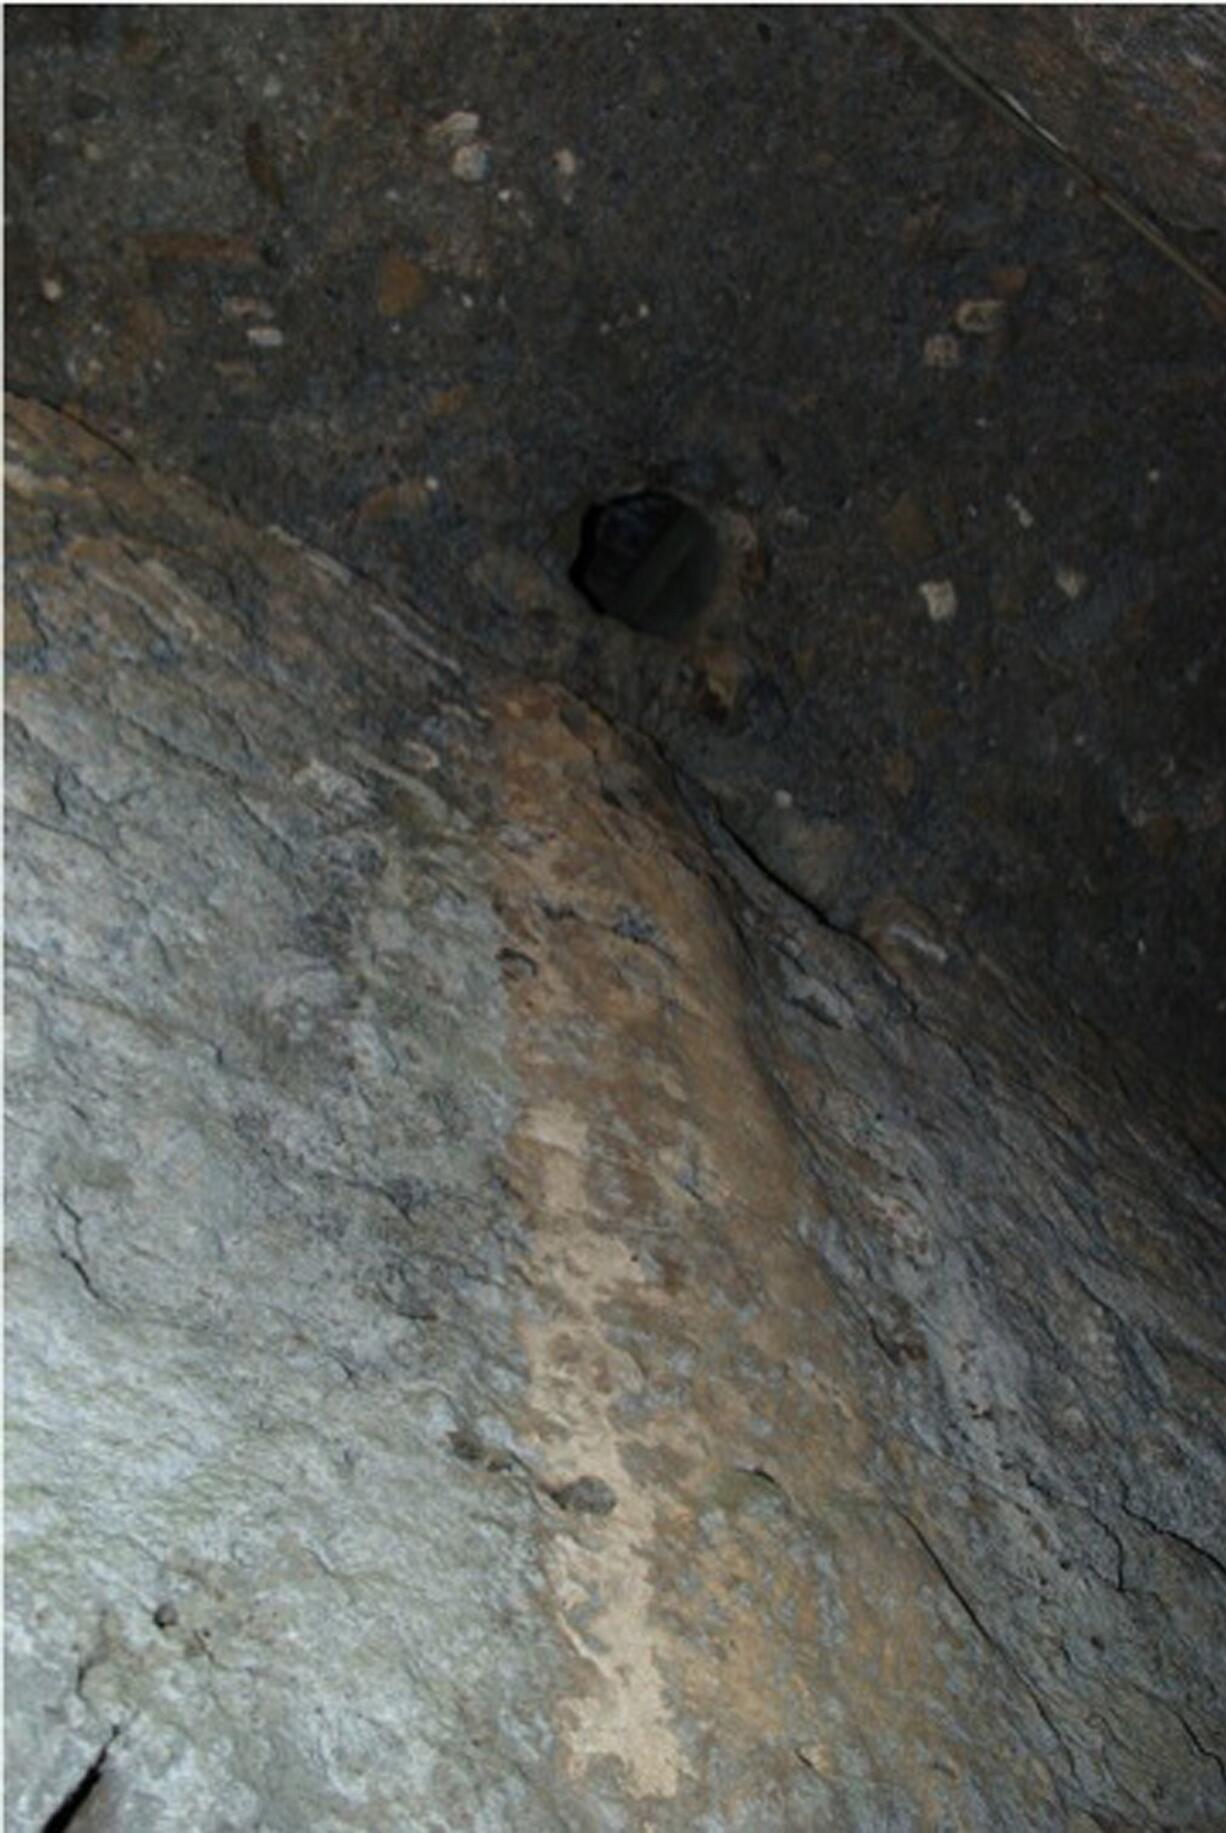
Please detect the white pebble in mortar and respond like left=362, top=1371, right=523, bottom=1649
left=452, top=142, right=491, bottom=184
left=923, top=333, right=960, bottom=369
left=919, top=580, right=958, bottom=623
left=430, top=111, right=481, bottom=149
left=955, top=298, right=1006, bottom=335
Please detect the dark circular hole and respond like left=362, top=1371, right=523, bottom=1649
left=568, top=490, right=720, bottom=638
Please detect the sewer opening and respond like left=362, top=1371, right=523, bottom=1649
left=568, top=490, right=720, bottom=638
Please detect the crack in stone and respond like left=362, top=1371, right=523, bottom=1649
left=51, top=1194, right=109, bottom=1307
left=1119, top=1493, right=1226, bottom=1586
left=1179, top=1711, right=1226, bottom=1791
left=10, top=806, right=117, bottom=862
left=40, top=1727, right=119, bottom=1833
left=892, top=1507, right=1077, bottom=1781
left=882, top=7, right=1226, bottom=313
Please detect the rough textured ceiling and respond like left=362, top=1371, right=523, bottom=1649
left=6, top=3, right=1226, bottom=1086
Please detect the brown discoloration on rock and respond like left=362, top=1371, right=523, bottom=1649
left=112, top=298, right=169, bottom=387
left=991, top=263, right=1030, bottom=298
left=354, top=480, right=433, bottom=524
left=487, top=682, right=1046, bottom=1818
left=1138, top=811, right=1185, bottom=862
left=689, top=645, right=751, bottom=723
left=4, top=600, right=41, bottom=652
left=7, top=395, right=120, bottom=472
left=121, top=24, right=161, bottom=65
left=243, top=121, right=285, bottom=208
left=490, top=683, right=844, bottom=1796
left=881, top=490, right=942, bottom=566
left=425, top=382, right=473, bottom=419
left=375, top=252, right=428, bottom=319
left=884, top=748, right=917, bottom=798
left=132, top=233, right=263, bottom=269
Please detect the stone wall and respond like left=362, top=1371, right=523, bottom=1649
left=7, top=397, right=1225, bottom=1829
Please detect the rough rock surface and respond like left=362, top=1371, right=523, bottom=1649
left=6, top=5, right=1226, bottom=1086
left=920, top=7, right=1226, bottom=247
left=8, top=399, right=1226, bottom=1830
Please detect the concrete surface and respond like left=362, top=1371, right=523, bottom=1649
left=6, top=3, right=1226, bottom=1085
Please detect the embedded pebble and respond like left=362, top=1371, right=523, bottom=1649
left=400, top=739, right=441, bottom=774
left=955, top=298, right=1006, bottom=335
left=919, top=579, right=958, bottom=623
left=859, top=894, right=950, bottom=969
left=452, top=142, right=491, bottom=184
left=40, top=276, right=64, bottom=303
left=427, top=113, right=492, bottom=183
left=923, top=333, right=960, bottom=369
left=1056, top=565, right=1087, bottom=600
left=550, top=1476, right=617, bottom=1516
left=223, top=296, right=275, bottom=321
left=1006, top=494, right=1035, bottom=529
left=553, top=147, right=579, bottom=202
left=246, top=325, right=285, bottom=348
left=429, top=110, right=481, bottom=149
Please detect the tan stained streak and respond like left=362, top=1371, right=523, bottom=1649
left=489, top=683, right=864, bottom=1799
left=488, top=682, right=1046, bottom=1823
left=512, top=1084, right=685, bottom=1794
